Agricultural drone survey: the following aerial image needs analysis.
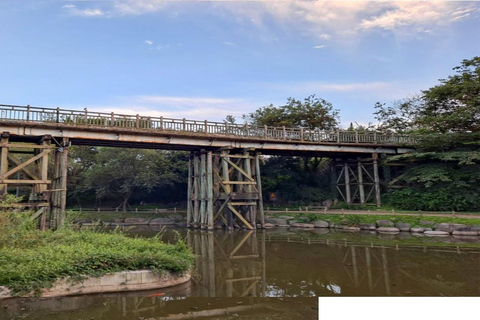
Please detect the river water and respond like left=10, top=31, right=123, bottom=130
left=2, top=227, right=480, bottom=320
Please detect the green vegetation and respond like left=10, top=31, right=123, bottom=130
left=376, top=56, right=480, bottom=212
left=0, top=211, right=194, bottom=296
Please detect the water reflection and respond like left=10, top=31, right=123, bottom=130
left=187, top=230, right=266, bottom=298
left=2, top=227, right=480, bottom=319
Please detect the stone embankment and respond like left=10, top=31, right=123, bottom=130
left=0, top=270, right=191, bottom=299
left=263, top=217, right=480, bottom=238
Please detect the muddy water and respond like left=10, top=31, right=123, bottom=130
left=2, top=227, right=480, bottom=320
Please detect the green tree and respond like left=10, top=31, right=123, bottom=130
left=84, top=148, right=179, bottom=212
left=375, top=56, right=480, bottom=136
left=376, top=57, right=480, bottom=211
left=244, top=95, right=340, bottom=130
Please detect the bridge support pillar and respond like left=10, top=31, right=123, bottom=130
left=373, top=153, right=382, bottom=208
left=0, top=132, right=60, bottom=229
left=50, top=138, right=69, bottom=230
left=187, top=149, right=264, bottom=230
left=336, top=155, right=383, bottom=206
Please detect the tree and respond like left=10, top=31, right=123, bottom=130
left=375, top=56, right=480, bottom=136
left=84, top=148, right=179, bottom=212
left=375, top=57, right=480, bottom=211
left=244, top=95, right=340, bottom=130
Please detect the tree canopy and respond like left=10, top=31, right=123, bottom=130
left=375, top=56, right=480, bottom=135
left=243, top=95, right=340, bottom=130
left=377, top=57, right=480, bottom=211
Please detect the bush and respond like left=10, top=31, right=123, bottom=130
left=0, top=211, right=194, bottom=296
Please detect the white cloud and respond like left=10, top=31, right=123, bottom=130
left=85, top=95, right=259, bottom=122
left=62, top=4, right=104, bottom=17
left=144, top=40, right=153, bottom=45
left=60, top=1, right=479, bottom=42
left=313, top=45, right=325, bottom=49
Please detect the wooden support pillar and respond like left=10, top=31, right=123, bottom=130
left=199, top=152, right=206, bottom=228
left=206, top=151, right=214, bottom=229
left=357, top=159, right=365, bottom=204
left=244, top=151, right=254, bottom=229
left=344, top=162, right=351, bottom=204
left=221, top=151, right=233, bottom=230
left=373, top=153, right=381, bottom=207
left=50, top=138, right=69, bottom=230
left=255, top=153, right=265, bottom=228
left=0, top=133, right=9, bottom=196
left=193, top=154, right=200, bottom=226
left=187, top=154, right=193, bottom=227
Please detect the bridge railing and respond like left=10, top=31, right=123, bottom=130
left=0, top=104, right=415, bottom=145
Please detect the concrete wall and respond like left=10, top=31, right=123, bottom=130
left=0, top=270, right=190, bottom=299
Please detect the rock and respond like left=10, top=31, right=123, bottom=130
left=313, top=221, right=329, bottom=228
left=376, top=220, right=394, bottom=227
left=395, top=222, right=411, bottom=232
left=278, top=216, right=295, bottom=220
left=264, top=223, right=275, bottom=228
left=343, top=227, right=360, bottom=232
left=410, top=227, right=425, bottom=233
left=420, top=221, right=435, bottom=226
left=113, top=219, right=124, bottom=223
left=424, top=228, right=433, bottom=231
left=457, top=227, right=477, bottom=232
left=424, top=230, right=450, bottom=236
left=328, top=222, right=337, bottom=228
left=167, top=214, right=183, bottom=221
left=434, top=223, right=466, bottom=233
left=452, top=230, right=479, bottom=236
left=291, top=223, right=315, bottom=228
left=358, top=223, right=376, bottom=231
left=277, top=224, right=290, bottom=228
left=265, top=218, right=287, bottom=226
left=124, top=218, right=152, bottom=225
left=376, top=227, right=400, bottom=233
left=149, top=218, right=175, bottom=225
left=288, top=220, right=298, bottom=225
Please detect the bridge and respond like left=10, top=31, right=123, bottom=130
left=0, top=104, right=415, bottom=230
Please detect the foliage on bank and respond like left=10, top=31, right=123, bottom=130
left=376, top=57, right=480, bottom=212
left=0, top=211, right=194, bottom=296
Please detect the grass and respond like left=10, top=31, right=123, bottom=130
left=272, top=212, right=480, bottom=228
left=0, top=211, right=194, bottom=296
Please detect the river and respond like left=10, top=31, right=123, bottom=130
left=2, top=227, right=480, bottom=319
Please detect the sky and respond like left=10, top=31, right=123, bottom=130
left=1, top=1, right=479, bottom=127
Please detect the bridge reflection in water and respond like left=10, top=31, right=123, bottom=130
left=2, top=229, right=480, bottom=319
left=187, top=230, right=266, bottom=298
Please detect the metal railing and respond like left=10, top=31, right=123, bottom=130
left=0, top=104, right=415, bottom=145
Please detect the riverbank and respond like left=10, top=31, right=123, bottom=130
left=0, top=211, right=194, bottom=297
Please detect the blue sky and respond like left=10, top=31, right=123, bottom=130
left=1, top=1, right=479, bottom=127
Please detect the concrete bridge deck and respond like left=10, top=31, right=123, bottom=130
left=0, top=104, right=414, bottom=156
